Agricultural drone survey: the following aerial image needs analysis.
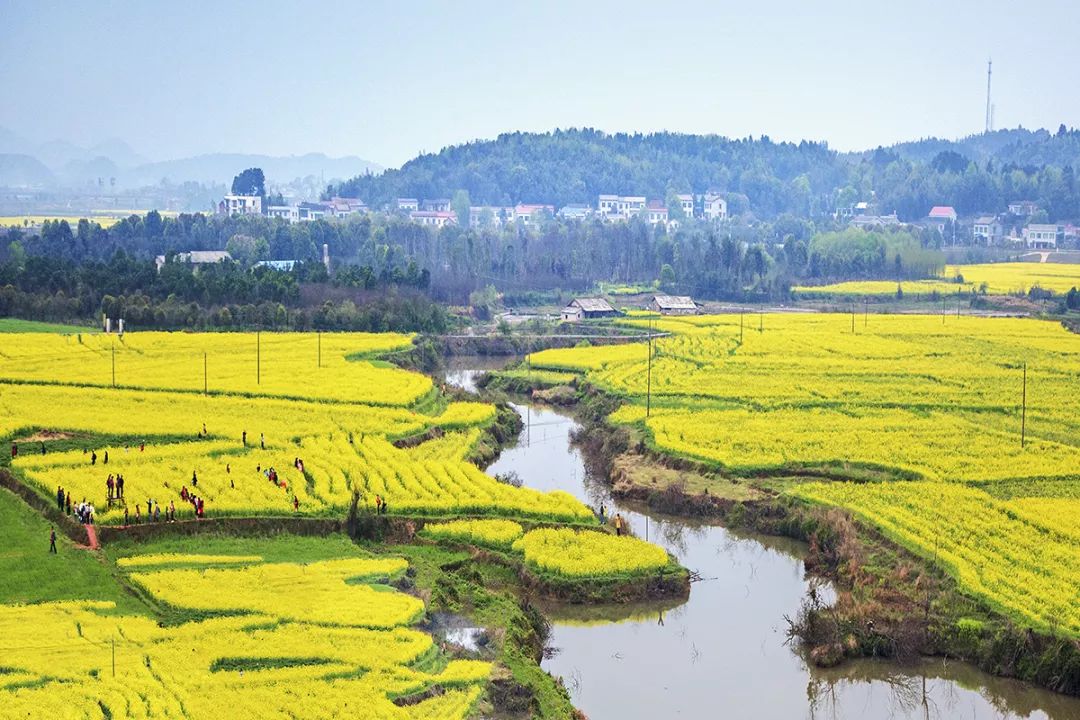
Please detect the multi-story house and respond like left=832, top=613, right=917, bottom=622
left=702, top=193, right=728, bottom=221
left=1022, top=223, right=1059, bottom=249
left=222, top=194, right=263, bottom=215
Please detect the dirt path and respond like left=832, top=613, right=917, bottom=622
left=84, top=524, right=99, bottom=550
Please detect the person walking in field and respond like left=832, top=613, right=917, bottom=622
left=117, top=475, right=125, bottom=499
left=106, top=476, right=114, bottom=504
left=91, top=451, right=97, bottom=465
left=169, top=500, right=176, bottom=522
left=124, top=506, right=129, bottom=525
left=49, top=527, right=57, bottom=554
left=260, top=433, right=265, bottom=450
left=614, top=514, right=624, bottom=536
left=103, top=451, right=108, bottom=465
left=41, top=441, right=46, bottom=455
left=65, top=492, right=72, bottom=515
left=192, top=470, right=198, bottom=488
left=11, top=443, right=16, bottom=459
left=135, top=505, right=141, bottom=524
left=56, top=486, right=64, bottom=511
left=242, top=430, right=247, bottom=447
left=293, top=496, right=299, bottom=512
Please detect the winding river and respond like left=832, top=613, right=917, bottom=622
left=444, top=358, right=1080, bottom=720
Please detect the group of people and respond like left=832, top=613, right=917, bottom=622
left=56, top=485, right=96, bottom=524
left=241, top=430, right=266, bottom=450
left=105, top=474, right=126, bottom=506
left=374, top=494, right=389, bottom=514
left=178, top=485, right=206, bottom=518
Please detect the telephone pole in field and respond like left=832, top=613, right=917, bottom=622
left=646, top=318, right=653, bottom=418
left=1021, top=362, right=1027, bottom=448
left=257, top=330, right=261, bottom=385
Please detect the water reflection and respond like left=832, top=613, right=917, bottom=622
left=443, top=359, right=1078, bottom=720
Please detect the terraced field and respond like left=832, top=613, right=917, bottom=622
left=530, top=313, right=1080, bottom=634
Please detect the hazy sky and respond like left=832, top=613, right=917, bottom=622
left=2, top=0, right=1078, bottom=167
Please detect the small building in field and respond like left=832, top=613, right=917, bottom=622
left=702, top=192, right=728, bottom=221
left=1008, top=200, right=1039, bottom=217
left=410, top=210, right=456, bottom=227
left=267, top=205, right=300, bottom=223
left=645, top=201, right=669, bottom=225
left=651, top=294, right=698, bottom=315
left=561, top=297, right=618, bottom=322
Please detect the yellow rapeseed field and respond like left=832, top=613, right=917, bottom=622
left=3, top=331, right=594, bottom=523
left=0, top=553, right=490, bottom=719
left=531, top=313, right=1080, bottom=634
left=794, top=262, right=1080, bottom=296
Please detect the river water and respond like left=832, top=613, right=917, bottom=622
left=444, top=359, right=1080, bottom=720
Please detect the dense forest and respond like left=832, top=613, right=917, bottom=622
left=334, top=127, right=1080, bottom=222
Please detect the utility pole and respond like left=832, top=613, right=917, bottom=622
left=257, top=330, right=261, bottom=385
left=1021, top=362, right=1027, bottom=449
left=203, top=352, right=207, bottom=395
left=985, top=59, right=993, bottom=134
left=646, top=318, right=653, bottom=418
left=111, top=343, right=116, bottom=388
left=318, top=330, right=321, bottom=369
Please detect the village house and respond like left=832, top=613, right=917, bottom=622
left=560, top=297, right=619, bottom=322
left=266, top=205, right=300, bottom=223
left=298, top=202, right=331, bottom=221
left=1022, top=223, right=1059, bottom=249
left=222, top=194, right=262, bottom=216
left=410, top=210, right=456, bottom=227
left=467, top=206, right=514, bottom=228
left=651, top=295, right=698, bottom=315
left=850, top=213, right=901, bottom=229
left=926, top=206, right=957, bottom=235
left=395, top=198, right=419, bottom=212
left=702, top=193, right=728, bottom=221
left=598, top=194, right=646, bottom=221
left=1008, top=200, right=1039, bottom=217
left=557, top=204, right=592, bottom=221
left=972, top=215, right=1004, bottom=245
left=422, top=198, right=451, bottom=213
left=513, top=204, right=554, bottom=226
left=156, top=250, right=232, bottom=273
left=645, top=201, right=669, bottom=225
left=677, top=193, right=694, bottom=218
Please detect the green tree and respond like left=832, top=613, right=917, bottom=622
left=659, top=263, right=676, bottom=289
left=451, top=189, right=471, bottom=227
left=225, top=233, right=269, bottom=266
left=231, top=168, right=266, bottom=196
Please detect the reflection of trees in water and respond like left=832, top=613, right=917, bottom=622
left=807, top=672, right=941, bottom=720
left=806, top=657, right=1077, bottom=720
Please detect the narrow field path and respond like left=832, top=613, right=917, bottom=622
left=84, top=524, right=99, bottom=550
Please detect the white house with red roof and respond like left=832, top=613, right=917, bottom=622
left=513, top=204, right=554, bottom=226
left=926, top=206, right=957, bottom=235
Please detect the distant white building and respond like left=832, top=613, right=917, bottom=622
left=298, top=202, right=330, bottom=221
left=598, top=194, right=647, bottom=221
left=422, top=198, right=451, bottom=213
left=557, top=204, right=592, bottom=221
left=1023, top=224, right=1059, bottom=249
left=514, top=204, right=554, bottom=226
left=267, top=205, right=299, bottom=223
left=926, top=206, right=958, bottom=235
left=396, top=198, right=419, bottom=212
left=468, top=206, right=513, bottom=228
left=223, top=194, right=262, bottom=216
left=702, top=193, right=728, bottom=221
left=255, top=260, right=298, bottom=271
left=1008, top=200, right=1039, bottom=217
left=677, top=193, right=694, bottom=218
left=645, top=201, right=669, bottom=225
left=410, top=210, right=456, bottom=227
left=972, top=215, right=1003, bottom=245
left=850, top=213, right=902, bottom=229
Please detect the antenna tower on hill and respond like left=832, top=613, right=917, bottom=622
left=985, top=59, right=993, bottom=133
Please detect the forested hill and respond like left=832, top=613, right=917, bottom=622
left=335, top=129, right=847, bottom=217
left=334, top=127, right=1080, bottom=222
left=881, top=126, right=1080, bottom=168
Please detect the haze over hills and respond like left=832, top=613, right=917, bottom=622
left=0, top=128, right=382, bottom=190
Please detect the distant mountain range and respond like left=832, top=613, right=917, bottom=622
left=0, top=128, right=382, bottom=190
